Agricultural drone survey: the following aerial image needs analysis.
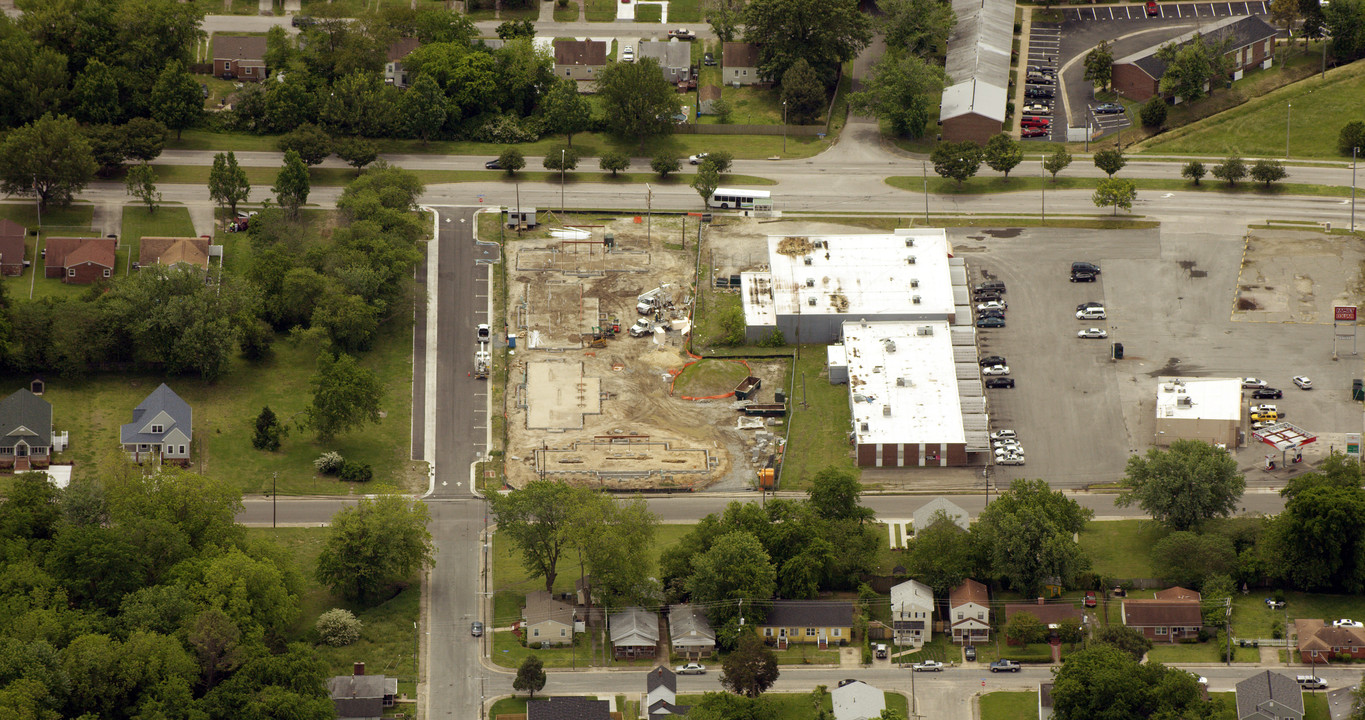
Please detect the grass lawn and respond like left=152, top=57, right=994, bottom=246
left=553, top=0, right=580, bottom=20
left=299, top=0, right=434, bottom=12
left=672, top=358, right=751, bottom=397
left=697, top=86, right=808, bottom=126
left=767, top=645, right=841, bottom=666
left=0, top=202, right=93, bottom=233
left=584, top=0, right=617, bottom=21
left=1078, top=519, right=1168, bottom=579
left=120, top=205, right=197, bottom=276
left=0, top=203, right=98, bottom=300
left=247, top=527, right=419, bottom=699
left=680, top=690, right=836, bottom=720
left=492, top=629, right=592, bottom=669
left=211, top=0, right=267, bottom=15
left=974, top=641, right=1077, bottom=664
left=779, top=346, right=856, bottom=489
left=980, top=692, right=1038, bottom=720
left=1234, top=591, right=1365, bottom=638
left=894, top=635, right=954, bottom=664
left=1305, top=693, right=1330, bottom=720
left=884, top=174, right=1357, bottom=199
left=148, top=163, right=776, bottom=189
left=690, top=286, right=741, bottom=349
left=635, top=4, right=661, bottom=21
left=489, top=696, right=528, bottom=720
left=667, top=0, right=703, bottom=22
left=1146, top=636, right=1259, bottom=664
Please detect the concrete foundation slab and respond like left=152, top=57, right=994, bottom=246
left=526, top=360, right=602, bottom=430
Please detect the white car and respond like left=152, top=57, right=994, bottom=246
left=982, top=365, right=1011, bottom=376
left=1249, top=404, right=1278, bottom=414
left=993, top=440, right=1021, bottom=451
left=994, top=445, right=1022, bottom=457
left=676, top=663, right=706, bottom=675
left=912, top=660, right=944, bottom=672
left=977, top=301, right=1007, bottom=311
left=1021, top=103, right=1051, bottom=114
left=997, top=454, right=1025, bottom=466
left=1242, top=377, right=1266, bottom=389
left=1293, top=375, right=1313, bottom=389
left=1078, top=328, right=1108, bottom=339
left=1332, top=619, right=1363, bottom=628
left=990, top=430, right=1017, bottom=440
left=621, top=46, right=634, bottom=62
left=1251, top=420, right=1277, bottom=431
left=1076, top=308, right=1107, bottom=320
left=687, top=152, right=709, bottom=165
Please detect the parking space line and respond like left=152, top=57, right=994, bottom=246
left=1108, top=6, right=1114, bottom=19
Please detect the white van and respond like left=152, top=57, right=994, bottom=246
left=1076, top=307, right=1107, bottom=320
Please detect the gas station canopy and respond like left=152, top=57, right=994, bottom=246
left=1251, top=422, right=1317, bottom=451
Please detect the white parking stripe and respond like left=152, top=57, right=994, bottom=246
left=1108, top=6, right=1114, bottom=18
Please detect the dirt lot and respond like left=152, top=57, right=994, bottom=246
left=1234, top=230, right=1365, bottom=324
left=503, top=215, right=790, bottom=491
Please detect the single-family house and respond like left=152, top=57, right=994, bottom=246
left=138, top=236, right=212, bottom=270
left=1325, top=685, right=1359, bottom=720
left=949, top=579, right=990, bottom=646
left=668, top=604, right=716, bottom=658
left=831, top=680, right=886, bottom=720
left=1112, top=15, right=1279, bottom=101
left=212, top=35, right=268, bottom=81
left=385, top=37, right=420, bottom=87
left=609, top=607, right=659, bottom=659
left=522, top=590, right=576, bottom=646
left=0, top=218, right=26, bottom=276
left=638, top=41, right=691, bottom=83
left=1121, top=599, right=1202, bottom=643
left=44, top=237, right=116, bottom=284
left=1003, top=599, right=1085, bottom=639
left=1294, top=619, right=1365, bottom=663
left=1155, top=587, right=1201, bottom=602
left=328, top=663, right=397, bottom=720
left=890, top=579, right=934, bottom=647
left=914, top=497, right=970, bottom=533
left=0, top=389, right=53, bottom=471
left=1235, top=670, right=1304, bottom=720
left=758, top=600, right=853, bottom=647
left=120, top=383, right=192, bottom=465
left=646, top=667, right=690, bottom=720
left=527, top=697, right=612, bottom=720
left=554, top=39, right=608, bottom=82
left=722, top=42, right=762, bottom=86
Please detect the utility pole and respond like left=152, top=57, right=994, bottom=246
left=560, top=148, right=566, bottom=215
left=1040, top=154, right=1046, bottom=223
left=922, top=162, right=929, bottom=224
left=1225, top=598, right=1233, bottom=666
left=271, top=472, right=277, bottom=528
left=646, top=184, right=653, bottom=243
left=782, top=100, right=788, bottom=154
left=1352, top=145, right=1357, bottom=233
left=1286, top=103, right=1292, bottom=159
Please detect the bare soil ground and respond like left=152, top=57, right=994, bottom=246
left=1235, top=230, right=1365, bottom=324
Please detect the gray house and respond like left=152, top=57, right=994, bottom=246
left=668, top=604, right=716, bottom=657
left=523, top=590, right=576, bottom=646
left=1236, top=671, right=1304, bottom=720
left=0, top=389, right=53, bottom=470
left=328, top=663, right=397, bottom=720
left=913, top=497, right=970, bottom=533
left=646, top=666, right=690, bottom=720
left=120, top=383, right=192, bottom=465
left=609, top=606, right=659, bottom=659
left=638, top=40, right=691, bottom=82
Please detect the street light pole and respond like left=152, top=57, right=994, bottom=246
left=1286, top=103, right=1292, bottom=159
left=1352, top=145, right=1357, bottom=233
left=1040, top=154, right=1046, bottom=223
left=782, top=100, right=788, bottom=154
left=646, top=184, right=652, bottom=243
left=1320, top=1, right=1330, bottom=80
left=560, top=148, right=565, bottom=215
left=922, top=161, right=929, bottom=224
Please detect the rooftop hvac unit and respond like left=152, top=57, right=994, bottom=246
left=1162, top=384, right=1175, bottom=393
left=1177, top=396, right=1193, bottom=407
left=860, top=422, right=869, bottom=432
left=907, top=256, right=917, bottom=264
left=905, top=238, right=915, bottom=247
left=916, top=326, right=933, bottom=336
left=882, top=404, right=891, bottom=417
left=804, top=256, right=813, bottom=265
left=911, top=279, right=919, bottom=288
left=883, top=339, right=896, bottom=353
left=808, top=297, right=817, bottom=306
left=912, top=295, right=921, bottom=304
left=814, top=240, right=825, bottom=249
left=895, top=377, right=905, bottom=387
left=806, top=278, right=815, bottom=287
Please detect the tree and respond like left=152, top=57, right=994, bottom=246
left=566, top=493, right=660, bottom=609
left=930, top=141, right=983, bottom=187
left=983, top=133, right=1024, bottom=179
left=496, top=19, right=535, bottom=40
left=720, top=632, right=780, bottom=698
left=599, top=151, right=631, bottom=176
left=1139, top=97, right=1168, bottom=127
left=489, top=482, right=588, bottom=592
left=252, top=406, right=286, bottom=451
left=1092, top=178, right=1136, bottom=215
left=1324, top=0, right=1365, bottom=61
left=189, top=607, right=246, bottom=690
left=124, top=162, right=161, bottom=213
left=972, top=479, right=1093, bottom=594
left=539, top=78, right=592, bottom=146
left=1004, top=611, right=1045, bottom=645
left=1044, top=147, right=1072, bottom=180
left=315, top=608, right=362, bottom=646
left=277, top=123, right=332, bottom=166
left=150, top=61, right=202, bottom=140
left=498, top=147, right=525, bottom=175
left=1150, top=531, right=1237, bottom=588
left=780, top=59, right=826, bottom=125
left=1050, top=644, right=1203, bottom=720
left=1092, top=624, right=1153, bottom=661
left=544, top=146, right=581, bottom=172
left=123, top=117, right=169, bottom=162
left=514, top=656, right=547, bottom=697
left=1212, top=155, right=1247, bottom=185
left=686, top=531, right=777, bottom=631
left=303, top=351, right=382, bottom=442
left=400, top=74, right=447, bottom=145
left=879, top=0, right=956, bottom=55
left=692, top=163, right=722, bottom=208
left=1251, top=158, right=1289, bottom=186
left=333, top=137, right=379, bottom=173
left=1340, top=120, right=1365, bottom=155
left=651, top=153, right=681, bottom=177
left=273, top=149, right=311, bottom=219
left=71, top=59, right=122, bottom=125
left=807, top=467, right=874, bottom=524
left=1092, top=147, right=1126, bottom=177
left=712, top=98, right=734, bottom=123
left=316, top=495, right=435, bottom=604
left=849, top=49, right=946, bottom=138
left=0, top=113, right=97, bottom=210
left=1118, top=440, right=1245, bottom=530
left=209, top=151, right=251, bottom=215
left=904, top=512, right=975, bottom=594
left=704, top=151, right=734, bottom=175
left=1268, top=456, right=1365, bottom=592
left=744, top=0, right=873, bottom=83
left=706, top=0, right=747, bottom=42
left=1156, top=34, right=1231, bottom=103
left=1270, top=0, right=1303, bottom=42
left=1083, top=41, right=1114, bottom=91
left=1181, top=160, right=1206, bottom=185
left=597, top=59, right=680, bottom=148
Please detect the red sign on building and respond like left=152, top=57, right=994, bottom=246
left=1336, top=306, right=1358, bottom=321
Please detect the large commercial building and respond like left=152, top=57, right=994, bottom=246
left=739, top=229, right=967, bottom=344
left=1154, top=376, right=1241, bottom=448
left=938, top=0, right=1013, bottom=142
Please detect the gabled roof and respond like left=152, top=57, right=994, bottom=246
left=949, top=579, right=988, bottom=609
left=1003, top=602, right=1083, bottom=626
left=762, top=600, right=854, bottom=628
left=940, top=0, right=1012, bottom=122
left=1235, top=670, right=1303, bottom=720
left=609, top=607, right=659, bottom=646
left=646, top=666, right=676, bottom=695
left=139, top=236, right=211, bottom=269
left=891, top=579, right=934, bottom=610
left=120, top=383, right=192, bottom=446
left=328, top=673, right=397, bottom=720
left=1121, top=599, right=1202, bottom=627
left=1116, top=15, right=1280, bottom=81
left=0, top=389, right=52, bottom=446
left=212, top=34, right=268, bottom=62
left=1295, top=619, right=1365, bottom=652
left=387, top=37, right=420, bottom=62
left=0, top=234, right=25, bottom=268
left=553, top=39, right=607, bottom=67
left=914, top=497, right=970, bottom=532
left=647, top=700, right=691, bottom=719
left=524, top=590, right=575, bottom=627
left=638, top=40, right=690, bottom=69
left=831, top=680, right=886, bottom=720
left=0, top=218, right=25, bottom=238
left=527, top=697, right=611, bottom=720
left=46, top=237, right=115, bottom=270
left=722, top=42, right=759, bottom=68
left=669, top=604, right=715, bottom=643
left=1155, top=587, right=1201, bottom=601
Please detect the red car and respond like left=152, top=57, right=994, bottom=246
left=1084, top=591, right=1098, bottom=607
left=1146, top=0, right=1159, bottom=15
left=1022, top=128, right=1048, bottom=138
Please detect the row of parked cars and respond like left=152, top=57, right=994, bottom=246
left=974, top=280, right=1024, bottom=467
left=1020, top=65, right=1055, bottom=139
left=1241, top=376, right=1311, bottom=429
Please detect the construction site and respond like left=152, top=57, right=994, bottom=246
left=500, top=213, right=791, bottom=491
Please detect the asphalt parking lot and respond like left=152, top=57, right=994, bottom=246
left=1064, top=0, right=1269, bottom=22
left=959, top=225, right=1362, bottom=489
left=1022, top=25, right=1064, bottom=142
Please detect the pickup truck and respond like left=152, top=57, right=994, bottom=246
left=668, top=28, right=695, bottom=40
left=989, top=660, right=1021, bottom=673
left=477, top=324, right=490, bottom=343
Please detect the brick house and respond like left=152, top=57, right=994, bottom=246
left=721, top=42, right=762, bottom=86
left=1121, top=599, right=1202, bottom=642
left=1003, top=599, right=1085, bottom=645
left=1111, top=15, right=1279, bottom=102
left=0, top=218, right=26, bottom=276
left=938, top=0, right=1011, bottom=143
left=948, top=579, right=991, bottom=646
left=1294, top=619, right=1365, bottom=663
left=44, top=237, right=116, bottom=284
left=212, top=35, right=268, bottom=81
left=553, top=39, right=608, bottom=82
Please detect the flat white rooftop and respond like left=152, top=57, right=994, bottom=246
left=843, top=320, right=965, bottom=445
left=744, top=229, right=954, bottom=323
left=1155, top=376, right=1242, bottom=422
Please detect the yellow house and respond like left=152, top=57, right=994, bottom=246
left=757, top=600, right=854, bottom=647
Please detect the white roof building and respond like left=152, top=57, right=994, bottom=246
left=1154, top=376, right=1242, bottom=448
left=831, top=681, right=886, bottom=720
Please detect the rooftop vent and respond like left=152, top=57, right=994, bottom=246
left=916, top=326, right=933, bottom=336
left=883, top=339, right=897, bottom=353
left=905, top=238, right=915, bottom=247
left=912, top=295, right=921, bottom=304
left=1177, top=396, right=1193, bottom=407
left=860, top=422, right=869, bottom=432
left=907, top=256, right=917, bottom=264
left=808, top=297, right=817, bottom=306
left=895, top=378, right=905, bottom=387
left=803, top=257, right=813, bottom=265
left=806, top=278, right=815, bottom=287
left=882, top=404, right=891, bottom=417
left=911, top=279, right=919, bottom=288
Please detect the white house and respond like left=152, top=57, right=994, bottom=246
left=948, top=579, right=990, bottom=646
left=890, top=579, right=934, bottom=646
left=832, top=681, right=886, bottom=720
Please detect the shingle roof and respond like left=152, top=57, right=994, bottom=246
left=762, top=600, right=854, bottom=628
left=647, top=666, right=676, bottom=694
left=387, top=37, right=420, bottom=62
left=722, top=42, right=759, bottom=68
left=527, top=697, right=611, bottom=720
left=1004, top=602, right=1084, bottom=626
left=327, top=674, right=396, bottom=720
left=669, top=604, right=715, bottom=645
left=890, top=579, right=934, bottom=611
left=949, top=579, right=988, bottom=609
left=914, top=497, right=970, bottom=531
left=0, top=389, right=52, bottom=447
left=553, top=39, right=607, bottom=67
left=831, top=680, right=886, bottom=720
left=1122, top=599, right=1203, bottom=627
left=0, top=234, right=25, bottom=268
left=638, top=41, right=690, bottom=70
left=139, top=236, right=210, bottom=268
left=0, top=218, right=25, bottom=238
left=1155, top=587, right=1201, bottom=601
left=120, top=383, right=192, bottom=446
left=212, top=34, right=268, bottom=62
left=609, top=607, right=659, bottom=647
left=940, top=0, right=1012, bottom=122
left=524, top=590, right=575, bottom=627
left=1295, top=619, right=1365, bottom=653
left=1235, top=670, right=1303, bottom=720
left=647, top=700, right=691, bottom=719
left=46, top=237, right=115, bottom=270
left=1117, top=15, right=1280, bottom=81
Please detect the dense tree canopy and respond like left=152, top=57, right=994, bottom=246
left=973, top=480, right=1093, bottom=594
left=744, top=0, right=872, bottom=84
left=316, top=495, right=434, bottom=603
left=1050, top=645, right=1204, bottom=720
left=1119, top=440, right=1245, bottom=530
left=848, top=50, right=945, bottom=138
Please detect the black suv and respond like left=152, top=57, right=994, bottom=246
left=1071, top=262, right=1100, bottom=275
left=975, top=280, right=1006, bottom=293
left=1025, top=87, right=1054, bottom=99
left=1070, top=271, right=1097, bottom=283
left=985, top=377, right=1015, bottom=389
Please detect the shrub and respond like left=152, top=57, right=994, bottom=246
left=339, top=461, right=373, bottom=482
left=1340, top=120, right=1365, bottom=155
left=758, top=329, right=786, bottom=347
left=712, top=99, right=733, bottom=123
left=651, top=153, right=681, bottom=177
left=314, top=451, right=345, bottom=474
left=1271, top=620, right=1284, bottom=640
left=316, top=608, right=362, bottom=646
left=1140, top=97, right=1167, bottom=127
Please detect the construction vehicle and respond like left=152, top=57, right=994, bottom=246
left=477, top=323, right=490, bottom=343
left=474, top=343, right=490, bottom=379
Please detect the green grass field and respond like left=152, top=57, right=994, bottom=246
left=489, top=696, right=529, bottom=720
left=884, top=174, right=1357, bottom=199
left=1145, top=635, right=1259, bottom=664
left=1078, top=519, right=1167, bottom=579
left=554, top=0, right=580, bottom=20
left=666, top=0, right=703, bottom=22
left=980, top=692, right=1038, bottom=720
left=584, top=0, right=617, bottom=21
left=696, top=86, right=808, bottom=126
left=1233, top=591, right=1365, bottom=638
left=119, top=205, right=197, bottom=279
left=672, top=358, right=751, bottom=397
left=147, top=162, right=776, bottom=189
left=779, top=347, right=856, bottom=489
left=675, top=690, right=903, bottom=720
